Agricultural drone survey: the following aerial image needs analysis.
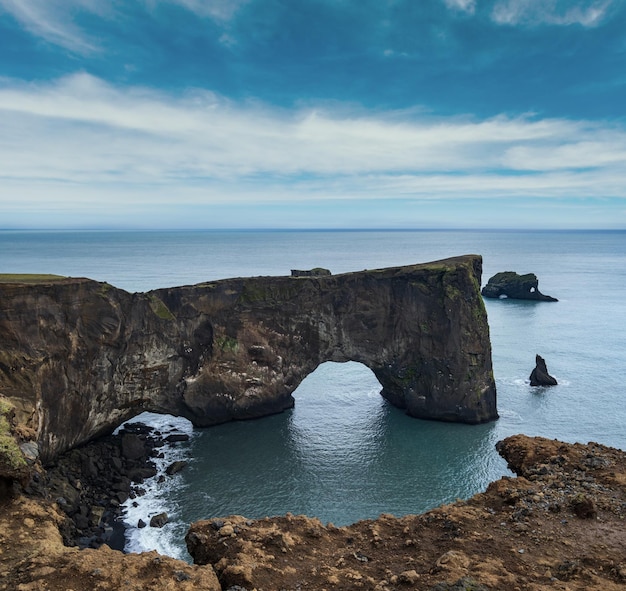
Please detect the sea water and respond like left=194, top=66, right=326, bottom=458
left=1, top=229, right=625, bottom=560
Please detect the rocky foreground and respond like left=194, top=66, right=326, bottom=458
left=2, top=434, right=626, bottom=591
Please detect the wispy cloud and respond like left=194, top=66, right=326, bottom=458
left=150, top=0, right=250, bottom=21
left=442, top=0, right=476, bottom=15
left=0, top=0, right=104, bottom=53
left=0, top=0, right=247, bottom=53
left=491, top=0, right=614, bottom=27
left=0, top=73, right=625, bottom=222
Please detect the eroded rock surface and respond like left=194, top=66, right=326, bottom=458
left=0, top=255, right=496, bottom=463
left=481, top=272, right=558, bottom=301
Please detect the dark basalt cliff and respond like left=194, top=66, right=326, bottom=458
left=0, top=255, right=496, bottom=463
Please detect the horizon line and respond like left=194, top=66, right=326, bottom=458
left=1, top=227, right=625, bottom=233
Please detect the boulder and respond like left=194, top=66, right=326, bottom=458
left=529, top=355, right=558, bottom=386
left=165, top=434, right=190, bottom=443
left=165, top=460, right=188, bottom=476
left=482, top=271, right=557, bottom=301
left=121, top=434, right=148, bottom=461
left=150, top=512, right=169, bottom=528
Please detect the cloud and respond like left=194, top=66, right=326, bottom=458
left=0, top=73, right=625, bottom=221
left=151, top=0, right=250, bottom=21
left=0, top=0, right=247, bottom=53
left=442, top=0, right=476, bottom=14
left=491, top=0, right=614, bottom=27
left=0, top=0, right=104, bottom=53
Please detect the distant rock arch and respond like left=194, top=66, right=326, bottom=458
left=0, top=255, right=497, bottom=463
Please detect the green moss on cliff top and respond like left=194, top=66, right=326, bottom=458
left=0, top=274, right=66, bottom=283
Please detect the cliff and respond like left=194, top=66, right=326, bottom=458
left=0, top=255, right=496, bottom=464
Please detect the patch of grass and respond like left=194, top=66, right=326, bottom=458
left=239, top=284, right=268, bottom=303
left=148, top=295, right=175, bottom=320
left=0, top=399, right=26, bottom=470
left=98, top=282, right=113, bottom=296
left=215, top=335, right=239, bottom=353
left=0, top=274, right=66, bottom=283
left=0, top=398, right=12, bottom=416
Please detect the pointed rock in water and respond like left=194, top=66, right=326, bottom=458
left=529, top=354, right=558, bottom=386
left=481, top=271, right=557, bottom=301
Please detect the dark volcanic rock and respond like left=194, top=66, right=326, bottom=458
left=0, top=256, right=496, bottom=464
left=150, top=512, right=169, bottom=528
left=165, top=433, right=190, bottom=443
left=481, top=271, right=557, bottom=301
left=165, top=460, right=188, bottom=475
left=529, top=354, right=558, bottom=386
left=36, top=423, right=167, bottom=550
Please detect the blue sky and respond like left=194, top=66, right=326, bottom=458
left=1, top=0, right=625, bottom=229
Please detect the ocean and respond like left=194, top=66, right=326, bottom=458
left=1, top=229, right=625, bottom=560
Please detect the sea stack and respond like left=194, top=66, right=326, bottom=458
left=529, top=354, right=558, bottom=386
left=481, top=271, right=557, bottom=301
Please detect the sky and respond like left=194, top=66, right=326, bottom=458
left=1, top=0, right=625, bottom=229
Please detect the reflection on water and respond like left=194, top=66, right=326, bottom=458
left=176, top=361, right=510, bottom=531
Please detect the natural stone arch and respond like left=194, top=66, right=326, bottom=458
left=0, top=255, right=497, bottom=463
left=173, top=255, right=497, bottom=430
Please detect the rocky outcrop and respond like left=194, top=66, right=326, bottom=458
left=291, top=267, right=332, bottom=277
left=529, top=354, right=558, bottom=386
left=0, top=495, right=222, bottom=591
left=0, top=255, right=496, bottom=464
left=481, top=271, right=558, bottom=301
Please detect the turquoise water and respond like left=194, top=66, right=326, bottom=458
left=1, top=229, right=625, bottom=558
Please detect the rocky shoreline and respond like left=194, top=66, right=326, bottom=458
left=2, top=433, right=626, bottom=590
left=23, top=420, right=189, bottom=552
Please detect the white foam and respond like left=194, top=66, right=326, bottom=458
left=117, top=412, right=194, bottom=559
left=497, top=408, right=524, bottom=424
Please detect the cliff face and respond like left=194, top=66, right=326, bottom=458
left=0, top=255, right=496, bottom=463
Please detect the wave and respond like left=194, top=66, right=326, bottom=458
left=116, top=412, right=194, bottom=559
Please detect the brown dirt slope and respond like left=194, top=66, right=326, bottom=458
left=2, top=434, right=626, bottom=590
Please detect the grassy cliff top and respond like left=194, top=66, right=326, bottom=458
left=0, top=274, right=67, bottom=283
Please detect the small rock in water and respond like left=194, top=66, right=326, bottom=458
left=166, top=460, right=188, bottom=475
left=149, top=512, right=169, bottom=528
left=165, top=433, right=190, bottom=443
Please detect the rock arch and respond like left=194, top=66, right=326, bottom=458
left=0, top=255, right=497, bottom=462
